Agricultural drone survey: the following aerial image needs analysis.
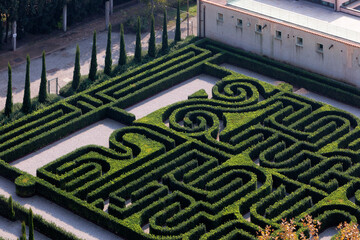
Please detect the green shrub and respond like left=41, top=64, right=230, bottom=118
left=148, top=15, right=156, bottom=57
left=22, top=55, right=31, bottom=114
left=135, top=17, right=142, bottom=62
left=38, top=51, right=48, bottom=103
left=5, top=63, right=13, bottom=117
left=119, top=24, right=127, bottom=66
left=15, top=175, right=36, bottom=197
left=72, top=45, right=81, bottom=90
left=89, top=31, right=98, bottom=81
left=104, top=25, right=112, bottom=75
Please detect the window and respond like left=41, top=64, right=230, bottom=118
left=275, top=30, right=282, bottom=40
left=217, top=13, right=224, bottom=22
left=316, top=43, right=324, bottom=53
left=255, top=24, right=262, bottom=33
left=237, top=18, right=243, bottom=28
left=296, top=37, right=303, bottom=46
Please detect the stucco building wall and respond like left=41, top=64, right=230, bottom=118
left=198, top=0, right=360, bottom=86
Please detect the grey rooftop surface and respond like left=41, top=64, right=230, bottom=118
left=226, top=0, right=360, bottom=44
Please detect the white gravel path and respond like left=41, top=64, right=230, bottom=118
left=126, top=74, right=218, bottom=119
left=10, top=119, right=125, bottom=176
left=0, top=17, right=196, bottom=110
left=0, top=176, right=123, bottom=240
left=0, top=215, right=49, bottom=240
left=220, top=63, right=360, bottom=118
left=1, top=62, right=358, bottom=239
left=1, top=74, right=217, bottom=240
left=319, top=227, right=337, bottom=240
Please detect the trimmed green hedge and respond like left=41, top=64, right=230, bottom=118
left=0, top=38, right=359, bottom=239
left=0, top=194, right=80, bottom=240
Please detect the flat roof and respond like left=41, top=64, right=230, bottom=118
left=225, top=0, right=360, bottom=44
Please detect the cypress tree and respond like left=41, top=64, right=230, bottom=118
left=89, top=30, right=97, bottom=81
left=72, top=45, right=81, bottom=90
left=134, top=17, right=142, bottom=62
left=104, top=24, right=112, bottom=75
left=22, top=55, right=31, bottom=114
left=28, top=208, right=34, bottom=240
left=119, top=24, right=127, bottom=66
left=162, top=8, right=168, bottom=53
left=20, top=221, right=26, bottom=240
left=174, top=0, right=181, bottom=42
left=38, top=51, right=47, bottom=103
left=8, top=196, right=15, bottom=220
left=148, top=14, right=156, bottom=57
left=5, top=63, right=13, bottom=117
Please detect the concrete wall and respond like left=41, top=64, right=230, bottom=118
left=341, top=7, right=360, bottom=17
left=199, top=0, right=360, bottom=87
left=336, top=0, right=348, bottom=11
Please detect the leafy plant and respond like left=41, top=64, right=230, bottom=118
left=5, top=63, right=12, bottom=116
left=39, top=51, right=48, bottom=103
left=22, top=55, right=31, bottom=114
left=135, top=17, right=142, bottom=62
left=89, top=31, right=97, bottom=81
left=72, top=45, right=81, bottom=90
left=148, top=14, right=156, bottom=57
left=119, top=24, right=127, bottom=66
left=104, top=25, right=112, bottom=75
left=162, top=8, right=168, bottom=52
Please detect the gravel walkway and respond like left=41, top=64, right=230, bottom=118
left=11, top=74, right=217, bottom=176
left=221, top=63, right=359, bottom=240
left=11, top=119, right=125, bottom=176
left=1, top=74, right=217, bottom=240
left=0, top=63, right=355, bottom=239
left=126, top=74, right=218, bottom=119
left=0, top=17, right=196, bottom=111
left=0, top=176, right=123, bottom=240
left=0, top=215, right=49, bottom=240
left=220, top=63, right=360, bottom=118
left=319, top=227, right=337, bottom=240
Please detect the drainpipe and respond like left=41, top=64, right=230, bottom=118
left=335, top=0, right=338, bottom=11
left=203, top=5, right=206, bottom=38
left=198, top=0, right=201, bottom=37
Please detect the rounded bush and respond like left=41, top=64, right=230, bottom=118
left=15, top=175, right=36, bottom=197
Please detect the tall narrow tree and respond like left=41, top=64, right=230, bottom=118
left=104, top=24, right=112, bottom=75
left=20, top=221, right=26, bottom=240
left=135, top=17, right=142, bottom=62
left=89, top=31, right=97, bottom=81
left=119, top=24, right=127, bottom=65
left=72, top=45, right=81, bottom=90
left=162, top=8, right=168, bottom=52
left=8, top=196, right=15, bottom=220
left=22, top=55, right=31, bottom=114
left=174, top=0, right=181, bottom=42
left=28, top=208, right=34, bottom=240
left=5, top=63, right=13, bottom=117
left=148, top=14, right=156, bottom=57
left=39, top=51, right=47, bottom=103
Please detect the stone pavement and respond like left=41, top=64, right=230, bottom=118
left=0, top=2, right=197, bottom=110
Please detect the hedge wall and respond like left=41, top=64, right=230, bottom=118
left=0, top=37, right=359, bottom=239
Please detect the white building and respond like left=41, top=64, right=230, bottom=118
left=197, top=0, right=360, bottom=86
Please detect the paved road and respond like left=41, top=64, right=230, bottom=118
left=0, top=16, right=197, bottom=111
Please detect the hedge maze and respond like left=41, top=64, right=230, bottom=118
left=2, top=38, right=360, bottom=239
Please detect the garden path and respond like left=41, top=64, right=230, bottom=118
left=221, top=63, right=360, bottom=118
left=0, top=176, right=123, bottom=240
left=0, top=13, right=196, bottom=111
left=0, top=215, right=49, bottom=240
left=0, top=62, right=356, bottom=240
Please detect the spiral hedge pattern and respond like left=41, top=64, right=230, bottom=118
left=1, top=38, right=360, bottom=239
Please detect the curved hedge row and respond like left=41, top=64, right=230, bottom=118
left=0, top=38, right=360, bottom=239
